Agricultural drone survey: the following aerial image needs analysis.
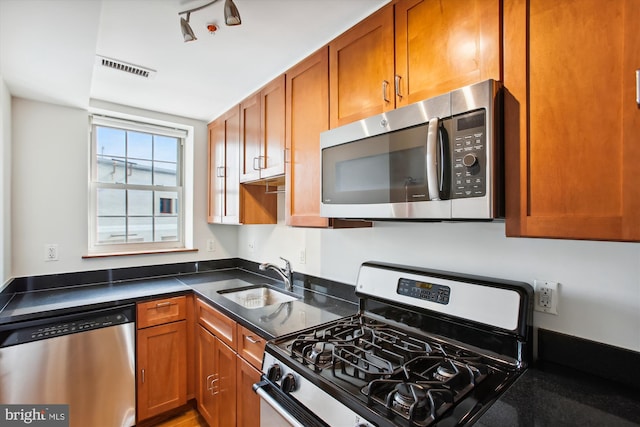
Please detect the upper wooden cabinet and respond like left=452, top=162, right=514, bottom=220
left=208, top=106, right=277, bottom=225
left=329, top=4, right=395, bottom=128
left=239, top=75, right=286, bottom=183
left=285, top=48, right=332, bottom=227
left=394, top=0, right=500, bottom=107
left=208, top=106, right=241, bottom=224
left=504, top=0, right=640, bottom=241
left=329, top=0, right=501, bottom=128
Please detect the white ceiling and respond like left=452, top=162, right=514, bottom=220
left=0, top=0, right=389, bottom=122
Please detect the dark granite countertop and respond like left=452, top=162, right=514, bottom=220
left=0, top=266, right=358, bottom=340
left=0, top=276, right=190, bottom=326
left=173, top=268, right=358, bottom=339
left=477, top=362, right=640, bottom=426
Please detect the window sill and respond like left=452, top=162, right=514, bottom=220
left=82, top=248, right=198, bottom=259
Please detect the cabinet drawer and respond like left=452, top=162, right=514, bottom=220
left=237, top=324, right=265, bottom=370
left=197, top=299, right=237, bottom=350
left=137, top=296, right=187, bottom=329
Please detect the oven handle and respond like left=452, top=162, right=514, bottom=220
left=254, top=383, right=305, bottom=427
left=253, top=379, right=329, bottom=427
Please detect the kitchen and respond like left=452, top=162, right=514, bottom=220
left=1, top=0, right=639, bottom=426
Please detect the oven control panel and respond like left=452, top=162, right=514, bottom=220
left=397, top=278, right=450, bottom=305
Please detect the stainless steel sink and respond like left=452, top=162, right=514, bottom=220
left=218, top=285, right=299, bottom=309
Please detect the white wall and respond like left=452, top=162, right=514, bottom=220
left=238, top=194, right=640, bottom=352
left=0, top=76, right=11, bottom=286
left=10, top=97, right=237, bottom=277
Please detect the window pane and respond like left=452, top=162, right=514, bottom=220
left=97, top=188, right=125, bottom=216
left=154, top=161, right=177, bottom=186
left=97, top=216, right=125, bottom=243
left=96, top=157, right=126, bottom=184
left=96, top=127, right=125, bottom=157
left=127, top=131, right=152, bottom=160
left=128, top=190, right=153, bottom=216
left=155, top=216, right=178, bottom=242
left=154, top=135, right=178, bottom=162
left=128, top=217, right=153, bottom=242
left=155, top=191, right=178, bottom=215
left=127, top=160, right=152, bottom=185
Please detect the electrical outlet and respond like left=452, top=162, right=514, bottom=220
left=299, top=248, right=306, bottom=265
left=534, top=280, right=559, bottom=315
left=206, top=239, right=216, bottom=252
left=45, top=244, right=59, bottom=261
left=248, top=240, right=255, bottom=253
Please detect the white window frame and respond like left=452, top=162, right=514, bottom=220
left=88, top=114, right=192, bottom=255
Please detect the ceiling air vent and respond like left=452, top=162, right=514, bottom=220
left=95, top=55, right=157, bottom=79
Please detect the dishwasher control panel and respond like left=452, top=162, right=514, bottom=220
left=0, top=305, right=134, bottom=347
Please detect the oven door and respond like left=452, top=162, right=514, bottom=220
left=253, top=379, right=329, bottom=427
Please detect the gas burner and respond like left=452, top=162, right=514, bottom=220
left=433, top=361, right=458, bottom=382
left=392, top=383, right=428, bottom=413
left=306, top=342, right=334, bottom=366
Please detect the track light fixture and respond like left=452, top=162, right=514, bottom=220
left=178, top=0, right=241, bottom=43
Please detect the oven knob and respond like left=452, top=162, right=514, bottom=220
left=280, top=373, right=297, bottom=393
left=463, top=153, right=477, bottom=167
left=266, top=364, right=281, bottom=382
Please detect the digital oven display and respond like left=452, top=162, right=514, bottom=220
left=397, top=278, right=450, bottom=305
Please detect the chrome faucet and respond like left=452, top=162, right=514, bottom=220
left=259, top=257, right=293, bottom=292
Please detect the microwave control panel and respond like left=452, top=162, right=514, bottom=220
left=397, top=278, right=450, bottom=305
left=451, top=109, right=486, bottom=198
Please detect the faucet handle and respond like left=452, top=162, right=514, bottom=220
left=279, top=257, right=291, bottom=274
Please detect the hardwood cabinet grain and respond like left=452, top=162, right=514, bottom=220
left=504, top=0, right=640, bottom=241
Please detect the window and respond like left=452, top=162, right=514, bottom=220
left=89, top=116, right=188, bottom=254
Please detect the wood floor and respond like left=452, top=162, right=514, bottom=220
left=143, top=407, right=208, bottom=427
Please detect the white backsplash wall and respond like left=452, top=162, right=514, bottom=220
left=239, top=216, right=640, bottom=353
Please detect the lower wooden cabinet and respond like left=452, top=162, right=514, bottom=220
left=196, top=299, right=265, bottom=427
left=197, top=325, right=237, bottom=427
left=137, top=320, right=187, bottom=421
left=237, top=356, right=261, bottom=427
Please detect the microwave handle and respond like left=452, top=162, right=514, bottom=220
left=426, top=117, right=441, bottom=201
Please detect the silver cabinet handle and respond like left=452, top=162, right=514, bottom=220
left=395, top=75, right=402, bottom=99
left=245, top=335, right=261, bottom=344
left=253, top=157, right=260, bottom=170
left=141, top=369, right=145, bottom=384
left=382, top=80, right=390, bottom=103
left=216, top=166, right=225, bottom=177
left=636, top=69, right=639, bottom=106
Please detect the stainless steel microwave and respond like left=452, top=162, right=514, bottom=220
left=320, top=79, right=502, bottom=220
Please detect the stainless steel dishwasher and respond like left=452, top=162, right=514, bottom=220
left=0, top=304, right=136, bottom=427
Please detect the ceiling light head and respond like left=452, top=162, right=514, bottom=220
left=180, top=13, right=197, bottom=42
left=224, top=0, right=241, bottom=26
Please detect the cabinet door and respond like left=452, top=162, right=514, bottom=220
left=236, top=356, right=261, bottom=427
left=224, top=106, right=241, bottom=224
left=285, top=48, right=331, bottom=227
left=214, top=336, right=237, bottom=427
left=208, top=106, right=241, bottom=224
left=240, top=92, right=262, bottom=183
left=504, top=0, right=640, bottom=241
left=137, top=321, right=187, bottom=421
left=394, top=0, right=500, bottom=107
left=329, top=4, right=395, bottom=128
left=197, top=325, right=217, bottom=427
left=207, top=120, right=224, bottom=223
left=260, top=74, right=286, bottom=179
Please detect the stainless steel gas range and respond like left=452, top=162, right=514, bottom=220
left=253, top=262, right=533, bottom=427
